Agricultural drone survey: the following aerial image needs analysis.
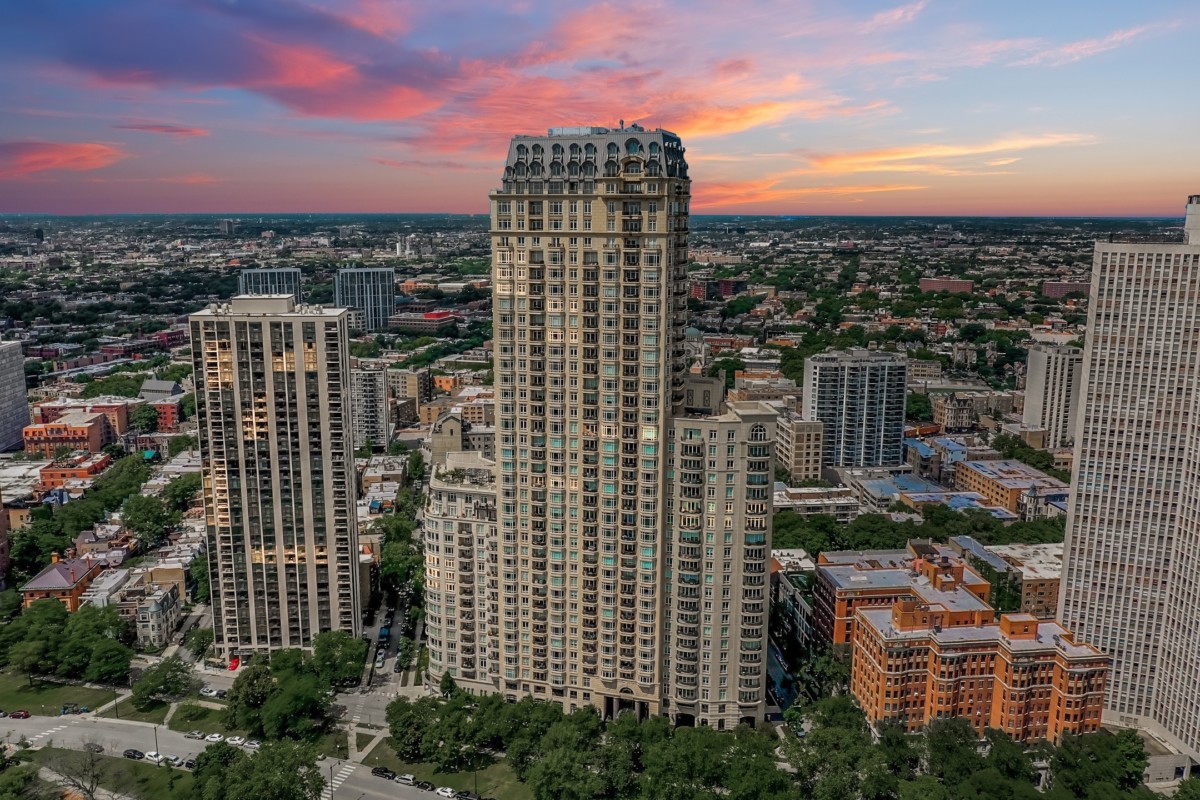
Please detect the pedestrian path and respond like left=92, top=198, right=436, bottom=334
left=27, top=720, right=76, bottom=745
left=320, top=761, right=356, bottom=800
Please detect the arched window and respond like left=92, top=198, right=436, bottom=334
left=570, top=143, right=582, bottom=159
left=584, top=143, right=596, bottom=158
left=516, top=144, right=528, bottom=159
left=750, top=424, right=767, bottom=442
left=607, top=143, right=619, bottom=157
left=626, top=138, right=641, bottom=155
left=649, top=142, right=660, bottom=156
left=552, top=143, right=563, bottom=159
left=532, top=144, right=543, bottom=158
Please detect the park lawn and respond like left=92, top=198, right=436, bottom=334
left=0, top=670, right=116, bottom=716
left=355, top=731, right=374, bottom=753
left=100, top=698, right=170, bottom=725
left=365, top=744, right=532, bottom=800
left=165, top=704, right=249, bottom=738
left=314, top=729, right=349, bottom=760
left=31, top=746, right=194, bottom=799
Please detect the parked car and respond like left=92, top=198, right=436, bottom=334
left=205, top=733, right=224, bottom=743
left=244, top=740, right=261, bottom=750
left=0, top=711, right=7, bottom=718
left=145, top=752, right=165, bottom=764
left=215, top=690, right=227, bottom=699
left=435, top=788, right=457, bottom=798
left=395, top=774, right=416, bottom=785
left=123, top=749, right=144, bottom=760
left=415, top=782, right=435, bottom=792
left=371, top=767, right=397, bottom=781
left=455, top=792, right=482, bottom=800
left=185, top=730, right=205, bottom=740
left=183, top=759, right=197, bottom=770
left=226, top=736, right=246, bottom=746
left=9, top=711, right=29, bottom=720
left=199, top=688, right=219, bottom=698
left=83, top=743, right=104, bottom=754
left=163, top=755, right=182, bottom=767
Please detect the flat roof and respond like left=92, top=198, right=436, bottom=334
left=958, top=459, right=1068, bottom=489
left=858, top=608, right=1104, bottom=659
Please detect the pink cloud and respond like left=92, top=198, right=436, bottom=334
left=1011, top=25, right=1154, bottom=66
left=116, top=122, right=210, bottom=137
left=0, top=141, right=127, bottom=179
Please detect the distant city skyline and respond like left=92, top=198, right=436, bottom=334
left=0, top=1, right=1194, bottom=216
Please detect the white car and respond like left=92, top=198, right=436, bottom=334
left=145, top=751, right=165, bottom=764
left=243, top=740, right=261, bottom=750
left=199, top=688, right=219, bottom=698
left=184, top=730, right=205, bottom=740
left=226, top=736, right=246, bottom=747
left=435, top=788, right=457, bottom=798
left=162, top=755, right=182, bottom=767
left=205, top=733, right=224, bottom=743
left=395, top=774, right=416, bottom=786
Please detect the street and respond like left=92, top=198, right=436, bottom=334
left=0, top=714, right=434, bottom=800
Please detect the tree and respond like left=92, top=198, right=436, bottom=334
left=185, top=627, right=215, bottom=661
left=131, top=655, right=199, bottom=710
left=8, top=640, right=51, bottom=686
left=311, top=631, right=367, bottom=686
left=168, top=433, right=198, bottom=456
left=130, top=403, right=159, bottom=434
left=224, top=663, right=277, bottom=735
left=180, top=393, right=196, bottom=419
left=189, top=556, right=211, bottom=603
left=222, top=741, right=325, bottom=800
left=84, top=638, right=133, bottom=684
left=121, top=494, right=180, bottom=549
left=385, top=695, right=440, bottom=760
left=906, top=392, right=933, bottom=421
left=408, top=450, right=425, bottom=481
left=923, top=718, right=983, bottom=789
left=191, top=740, right=246, bottom=800
left=438, top=670, right=457, bottom=698
left=708, top=357, right=746, bottom=388
left=260, top=673, right=331, bottom=740
left=46, top=746, right=105, bottom=800
left=1176, top=777, right=1200, bottom=800
left=162, top=472, right=202, bottom=512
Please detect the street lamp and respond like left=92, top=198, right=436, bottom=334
left=153, top=725, right=160, bottom=753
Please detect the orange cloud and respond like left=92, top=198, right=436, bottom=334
left=809, top=133, right=1094, bottom=174
left=0, top=141, right=127, bottom=179
left=116, top=122, right=209, bottom=137
left=696, top=178, right=927, bottom=208
left=248, top=36, right=358, bottom=90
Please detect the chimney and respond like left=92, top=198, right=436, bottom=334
left=1186, top=195, right=1200, bottom=245
left=51, top=551, right=60, bottom=564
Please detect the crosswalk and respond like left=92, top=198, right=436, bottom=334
left=321, top=761, right=357, bottom=800
left=26, top=721, right=75, bottom=745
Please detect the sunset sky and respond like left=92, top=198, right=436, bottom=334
left=0, top=0, right=1195, bottom=216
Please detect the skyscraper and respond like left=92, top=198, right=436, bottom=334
left=665, top=400, right=777, bottom=728
left=334, top=265, right=395, bottom=331
left=488, top=125, right=691, bottom=718
left=190, top=295, right=360, bottom=660
left=803, top=349, right=907, bottom=467
left=239, top=267, right=303, bottom=303
left=1061, top=195, right=1200, bottom=757
left=0, top=342, right=27, bottom=452
left=350, top=363, right=389, bottom=451
left=1023, top=344, right=1082, bottom=448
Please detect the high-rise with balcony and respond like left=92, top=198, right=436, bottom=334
left=239, top=267, right=303, bottom=303
left=350, top=363, right=389, bottom=451
left=665, top=400, right=777, bottom=729
left=334, top=265, right=395, bottom=332
left=1023, top=344, right=1083, bottom=448
left=0, top=342, right=27, bottom=452
left=803, top=349, right=907, bottom=467
left=190, top=295, right=360, bottom=660
left=490, top=125, right=690, bottom=719
left=1061, top=195, right=1200, bottom=758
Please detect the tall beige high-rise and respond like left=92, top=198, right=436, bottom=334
left=191, top=295, right=360, bottom=659
left=1061, top=195, right=1200, bottom=757
left=489, top=125, right=692, bottom=718
left=1023, top=344, right=1082, bottom=448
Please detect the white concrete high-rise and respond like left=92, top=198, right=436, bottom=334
left=350, top=364, right=389, bottom=451
left=334, top=266, right=395, bottom=331
left=239, top=267, right=302, bottom=303
left=489, top=125, right=692, bottom=719
left=803, top=349, right=907, bottom=467
left=1023, top=344, right=1082, bottom=448
left=0, top=342, right=27, bottom=452
left=190, top=295, right=360, bottom=660
left=1061, top=195, right=1200, bottom=758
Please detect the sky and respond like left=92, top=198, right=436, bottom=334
left=0, top=0, right=1195, bottom=216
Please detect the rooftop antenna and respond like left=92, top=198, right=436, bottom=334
left=620, top=119, right=625, bottom=130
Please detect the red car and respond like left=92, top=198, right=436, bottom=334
left=228, top=657, right=240, bottom=671
left=10, top=711, right=30, bottom=719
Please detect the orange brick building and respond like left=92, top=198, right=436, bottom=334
left=38, top=451, right=113, bottom=491
left=31, top=397, right=137, bottom=443
left=19, top=554, right=105, bottom=612
left=23, top=412, right=107, bottom=458
left=151, top=398, right=183, bottom=431
left=851, top=602, right=1108, bottom=742
left=812, top=543, right=991, bottom=645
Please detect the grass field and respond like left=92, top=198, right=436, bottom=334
left=364, top=743, right=533, bottom=800
left=100, top=698, right=170, bottom=725
left=355, top=731, right=374, bottom=753
left=30, top=746, right=194, bottom=799
left=0, top=671, right=117, bottom=717
left=164, top=703, right=246, bottom=737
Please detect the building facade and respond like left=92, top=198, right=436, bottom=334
left=490, top=125, right=690, bottom=719
left=1023, top=344, right=1083, bottom=448
left=1061, top=195, right=1200, bottom=758
left=803, top=349, right=907, bottom=467
left=350, top=364, right=390, bottom=451
left=664, top=401, right=777, bottom=728
left=775, top=411, right=823, bottom=484
left=334, top=266, right=395, bottom=331
left=0, top=342, right=26, bottom=452
left=23, top=412, right=107, bottom=457
left=852, top=604, right=1107, bottom=742
left=190, top=295, right=360, bottom=659
left=423, top=452, right=498, bottom=696
left=239, top=267, right=302, bottom=302
left=388, top=367, right=434, bottom=406
left=954, top=460, right=1069, bottom=515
